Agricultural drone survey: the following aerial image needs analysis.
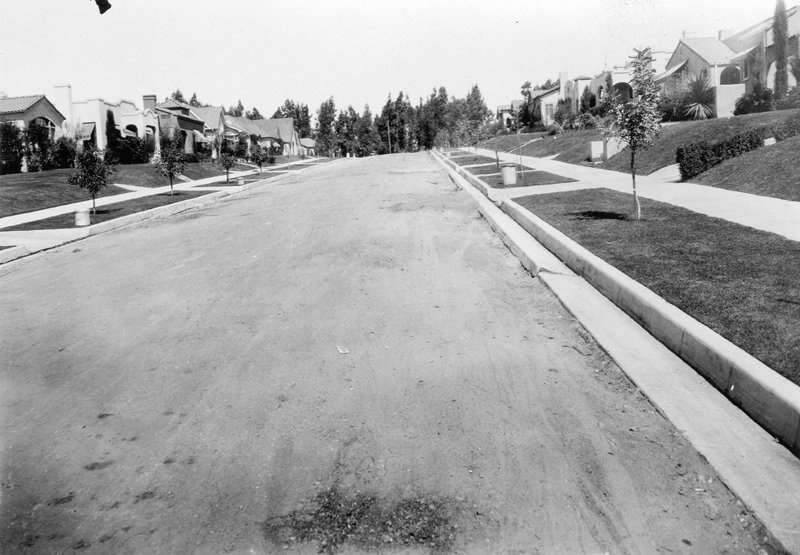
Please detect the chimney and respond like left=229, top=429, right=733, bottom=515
left=52, top=84, right=73, bottom=122
left=718, top=29, right=734, bottom=41
left=143, top=94, right=157, bottom=112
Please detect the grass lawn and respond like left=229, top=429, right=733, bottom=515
left=180, top=161, right=251, bottom=181
left=600, top=108, right=800, bottom=175
left=516, top=129, right=603, bottom=164
left=5, top=190, right=212, bottom=231
left=479, top=132, right=546, bottom=152
left=0, top=169, right=129, bottom=217
left=516, top=188, right=800, bottom=385
left=469, top=163, right=503, bottom=175
left=690, top=134, right=800, bottom=201
left=451, top=155, right=499, bottom=167
left=481, top=169, right=576, bottom=188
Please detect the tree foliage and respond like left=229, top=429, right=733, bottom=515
left=605, top=47, right=662, bottom=220
left=246, top=106, right=264, bottom=120
left=170, top=89, right=186, bottom=103
left=153, top=133, right=186, bottom=195
left=68, top=147, right=115, bottom=212
left=273, top=99, right=312, bottom=137
left=0, top=121, right=25, bottom=174
left=218, top=152, right=236, bottom=183
left=315, top=97, right=337, bottom=156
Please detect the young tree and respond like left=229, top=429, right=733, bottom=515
left=153, top=133, right=186, bottom=195
left=250, top=144, right=269, bottom=172
left=773, top=0, right=789, bottom=99
left=218, top=152, right=236, bottom=182
left=68, top=147, right=115, bottom=213
left=605, top=47, right=662, bottom=220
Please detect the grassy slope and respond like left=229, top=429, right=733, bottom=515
left=516, top=188, right=800, bottom=385
left=0, top=169, right=128, bottom=217
left=5, top=190, right=211, bottom=231
left=690, top=134, right=800, bottom=201
left=600, top=109, right=800, bottom=175
left=479, top=133, right=546, bottom=152
left=516, top=129, right=604, bottom=164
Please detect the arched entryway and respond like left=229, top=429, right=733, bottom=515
left=720, top=66, right=742, bottom=85
left=612, top=82, right=632, bottom=102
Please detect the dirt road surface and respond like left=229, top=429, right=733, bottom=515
left=0, top=153, right=780, bottom=554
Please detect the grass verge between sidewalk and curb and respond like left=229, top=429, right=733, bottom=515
left=4, top=191, right=214, bottom=231
left=481, top=170, right=577, bottom=189
left=515, top=188, right=800, bottom=385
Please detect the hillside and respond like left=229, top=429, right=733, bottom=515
left=690, top=134, right=800, bottom=202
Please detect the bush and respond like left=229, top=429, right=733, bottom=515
left=545, top=124, right=561, bottom=136
left=0, top=122, right=25, bottom=175
left=182, top=152, right=201, bottom=163
left=577, top=113, right=598, bottom=129
left=51, top=136, right=77, bottom=168
left=116, top=136, right=154, bottom=164
left=676, top=128, right=766, bottom=180
left=734, top=82, right=775, bottom=115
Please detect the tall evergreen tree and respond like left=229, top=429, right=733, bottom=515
left=315, top=97, right=337, bottom=156
left=170, top=89, right=186, bottom=103
left=773, top=0, right=789, bottom=99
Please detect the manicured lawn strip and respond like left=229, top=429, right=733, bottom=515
left=0, top=169, right=129, bottom=217
left=451, top=155, right=498, bottom=167
left=600, top=109, right=800, bottom=175
left=4, top=191, right=213, bottom=231
left=690, top=134, right=800, bottom=201
left=479, top=132, right=546, bottom=152
left=471, top=166, right=502, bottom=176
left=180, top=161, right=251, bottom=180
left=516, top=188, right=800, bottom=384
left=517, top=130, right=603, bottom=164
left=482, top=170, right=576, bottom=188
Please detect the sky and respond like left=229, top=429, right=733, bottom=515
left=0, top=0, right=781, bottom=118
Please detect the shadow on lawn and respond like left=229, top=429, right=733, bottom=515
left=568, top=210, right=630, bottom=221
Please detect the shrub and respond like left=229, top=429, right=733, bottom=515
left=0, top=121, right=25, bottom=174
left=116, top=136, right=154, bottom=164
left=676, top=128, right=766, bottom=180
left=684, top=75, right=715, bottom=120
left=545, top=124, right=561, bottom=136
left=50, top=136, right=77, bottom=168
left=182, top=152, right=201, bottom=163
left=734, top=82, right=775, bottom=115
left=577, top=113, right=598, bottom=129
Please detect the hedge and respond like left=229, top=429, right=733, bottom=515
left=676, top=112, right=800, bottom=181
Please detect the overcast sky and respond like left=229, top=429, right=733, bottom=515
left=0, top=0, right=779, bottom=117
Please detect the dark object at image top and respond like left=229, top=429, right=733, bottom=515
left=95, top=0, right=111, bottom=14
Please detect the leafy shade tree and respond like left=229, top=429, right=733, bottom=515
left=605, top=47, right=662, bottom=220
left=773, top=0, right=789, bottom=99
left=218, top=152, right=236, bottom=182
left=68, top=147, right=115, bottom=213
left=153, top=133, right=186, bottom=195
left=0, top=121, right=25, bottom=174
left=315, top=97, right=337, bottom=156
left=465, top=84, right=490, bottom=143
left=246, top=106, right=264, bottom=120
left=170, top=89, right=186, bottom=103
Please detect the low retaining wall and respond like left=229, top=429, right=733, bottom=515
left=501, top=199, right=800, bottom=457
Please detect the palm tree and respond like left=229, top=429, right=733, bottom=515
left=684, top=75, right=715, bottom=120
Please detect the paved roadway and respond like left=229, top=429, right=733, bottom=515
left=0, top=153, right=778, bottom=554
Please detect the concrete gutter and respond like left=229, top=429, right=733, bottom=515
left=431, top=149, right=800, bottom=553
left=0, top=170, right=295, bottom=264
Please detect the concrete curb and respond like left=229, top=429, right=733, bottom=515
left=501, top=198, right=800, bottom=457
left=0, top=171, right=293, bottom=265
left=434, top=148, right=800, bottom=458
left=0, top=245, right=30, bottom=264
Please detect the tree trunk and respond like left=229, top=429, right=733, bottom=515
left=631, top=148, right=641, bottom=220
left=226, top=169, right=229, bottom=183
left=92, top=194, right=96, bottom=214
left=169, top=176, right=174, bottom=196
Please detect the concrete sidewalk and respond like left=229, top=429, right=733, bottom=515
left=474, top=147, right=800, bottom=241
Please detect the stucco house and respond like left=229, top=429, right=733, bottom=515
left=223, top=116, right=301, bottom=156
left=149, top=97, right=206, bottom=154
left=496, top=99, right=524, bottom=129
left=0, top=94, right=65, bottom=140
left=657, top=5, right=800, bottom=117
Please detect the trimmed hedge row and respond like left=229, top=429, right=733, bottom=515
left=676, top=129, right=765, bottom=181
left=676, top=112, right=800, bottom=181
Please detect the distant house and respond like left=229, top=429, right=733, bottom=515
left=299, top=137, right=316, bottom=157
left=223, top=116, right=301, bottom=156
left=50, top=85, right=159, bottom=152
left=657, top=5, right=800, bottom=117
left=496, top=99, right=524, bottom=130
left=532, top=88, right=560, bottom=126
left=0, top=94, right=65, bottom=140
left=149, top=97, right=206, bottom=154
